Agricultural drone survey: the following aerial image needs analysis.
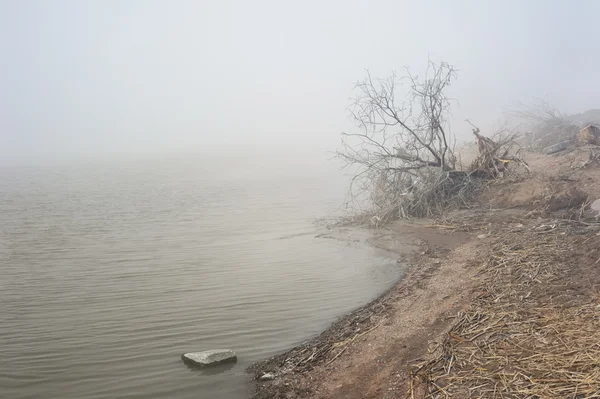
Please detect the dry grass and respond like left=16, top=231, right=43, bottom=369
left=412, top=218, right=600, bottom=398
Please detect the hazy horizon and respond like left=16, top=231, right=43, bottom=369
left=3, top=0, right=600, bottom=165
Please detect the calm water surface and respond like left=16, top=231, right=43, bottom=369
left=0, top=155, right=403, bottom=398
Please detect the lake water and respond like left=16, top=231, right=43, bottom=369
left=0, top=154, right=403, bottom=399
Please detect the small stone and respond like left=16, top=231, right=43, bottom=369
left=591, top=199, right=600, bottom=213
left=477, top=234, right=487, bottom=239
left=578, top=125, right=600, bottom=145
left=182, top=349, right=237, bottom=367
left=259, top=372, right=275, bottom=381
left=544, top=140, right=570, bottom=155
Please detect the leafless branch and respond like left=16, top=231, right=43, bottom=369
left=338, top=61, right=471, bottom=222
left=337, top=62, right=527, bottom=224
left=510, top=99, right=580, bottom=151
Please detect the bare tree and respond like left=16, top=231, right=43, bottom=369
left=512, top=98, right=565, bottom=125
left=337, top=61, right=526, bottom=224
left=338, top=61, right=461, bottom=222
left=339, top=61, right=456, bottom=172
left=511, top=99, right=579, bottom=151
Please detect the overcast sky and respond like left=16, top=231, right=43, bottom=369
left=2, top=0, right=600, bottom=163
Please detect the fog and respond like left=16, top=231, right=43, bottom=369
left=3, top=0, right=600, bottom=164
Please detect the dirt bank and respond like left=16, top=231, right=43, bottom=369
left=249, top=220, right=480, bottom=398
left=249, top=148, right=600, bottom=398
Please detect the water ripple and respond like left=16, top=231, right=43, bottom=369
left=0, top=158, right=403, bottom=399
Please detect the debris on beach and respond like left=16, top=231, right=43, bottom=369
left=412, top=216, right=600, bottom=398
left=259, top=373, right=275, bottom=381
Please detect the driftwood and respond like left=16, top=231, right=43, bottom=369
left=468, top=124, right=530, bottom=177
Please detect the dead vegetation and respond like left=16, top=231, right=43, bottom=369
left=467, top=123, right=529, bottom=178
left=513, top=99, right=581, bottom=153
left=514, top=99, right=600, bottom=154
left=338, top=61, right=528, bottom=225
left=337, top=76, right=600, bottom=225
left=412, top=214, right=600, bottom=398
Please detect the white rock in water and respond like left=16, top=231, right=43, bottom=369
left=182, top=349, right=237, bottom=366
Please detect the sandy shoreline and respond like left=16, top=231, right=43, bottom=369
left=248, top=220, right=477, bottom=398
